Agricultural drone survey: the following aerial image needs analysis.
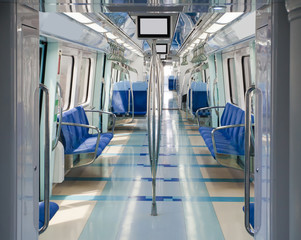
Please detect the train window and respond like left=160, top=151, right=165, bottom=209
left=242, top=56, right=252, bottom=93
left=59, top=55, right=74, bottom=110
left=227, top=58, right=239, bottom=104
left=78, top=58, right=91, bottom=104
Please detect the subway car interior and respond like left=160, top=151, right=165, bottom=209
left=0, top=0, right=300, bottom=239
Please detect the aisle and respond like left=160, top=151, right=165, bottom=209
left=40, top=89, right=252, bottom=240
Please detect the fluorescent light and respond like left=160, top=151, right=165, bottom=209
left=87, top=23, right=107, bottom=33
left=116, top=39, right=124, bottom=44
left=198, top=33, right=208, bottom=40
left=106, top=33, right=117, bottom=39
left=123, top=43, right=130, bottom=47
left=205, top=23, right=224, bottom=33
left=64, top=13, right=93, bottom=24
left=216, top=12, right=244, bottom=24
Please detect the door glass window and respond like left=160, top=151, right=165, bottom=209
left=77, top=58, right=91, bottom=104
left=242, top=56, right=252, bottom=93
left=228, top=58, right=239, bottom=104
left=59, top=55, right=74, bottom=110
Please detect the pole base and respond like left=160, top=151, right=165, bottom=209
left=151, top=203, right=157, bottom=216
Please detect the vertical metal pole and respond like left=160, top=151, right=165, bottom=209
left=151, top=40, right=157, bottom=216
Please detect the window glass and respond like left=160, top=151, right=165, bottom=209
left=228, top=58, right=239, bottom=104
left=78, top=58, right=91, bottom=104
left=242, top=56, right=252, bottom=93
left=59, top=55, right=74, bottom=110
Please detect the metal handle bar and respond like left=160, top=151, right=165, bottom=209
left=60, top=122, right=101, bottom=168
left=85, top=110, right=116, bottom=135
left=39, top=84, right=50, bottom=234
left=52, top=82, right=63, bottom=150
left=244, top=85, right=262, bottom=236
left=195, top=106, right=226, bottom=126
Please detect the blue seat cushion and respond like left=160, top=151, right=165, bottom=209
left=72, top=133, right=113, bottom=157
left=39, top=201, right=59, bottom=229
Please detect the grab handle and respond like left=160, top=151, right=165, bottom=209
left=39, top=83, right=50, bottom=234
left=52, top=82, right=63, bottom=150
left=244, top=85, right=262, bottom=236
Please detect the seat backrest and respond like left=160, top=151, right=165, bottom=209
left=131, top=82, right=148, bottom=114
left=112, top=81, right=131, bottom=114
left=190, top=82, right=208, bottom=113
left=220, top=103, right=255, bottom=154
left=113, top=81, right=130, bottom=91
left=59, top=106, right=90, bottom=154
left=132, top=81, right=148, bottom=91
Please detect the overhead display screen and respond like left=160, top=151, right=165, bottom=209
left=160, top=55, right=166, bottom=60
left=137, top=16, right=171, bottom=38
left=156, top=44, right=168, bottom=54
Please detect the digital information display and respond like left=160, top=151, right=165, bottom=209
left=156, top=44, right=168, bottom=54
left=137, top=16, right=171, bottom=39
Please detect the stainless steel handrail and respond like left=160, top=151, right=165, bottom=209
left=195, top=106, right=226, bottom=126
left=129, top=77, right=134, bottom=122
left=85, top=110, right=116, bottom=135
left=60, top=122, right=101, bottom=168
left=206, top=76, right=211, bottom=106
left=211, top=123, right=255, bottom=165
left=151, top=42, right=157, bottom=216
left=52, top=82, right=63, bottom=150
left=39, top=84, right=50, bottom=235
left=244, top=85, right=262, bottom=236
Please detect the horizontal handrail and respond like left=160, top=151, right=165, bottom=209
left=195, top=106, right=226, bottom=126
left=85, top=110, right=116, bottom=134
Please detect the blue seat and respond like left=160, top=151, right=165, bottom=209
left=39, top=201, right=59, bottom=229
left=112, top=81, right=131, bottom=115
left=188, top=82, right=209, bottom=117
left=168, top=76, right=176, bottom=90
left=130, top=81, right=148, bottom=115
left=59, top=106, right=114, bottom=158
left=199, top=103, right=253, bottom=159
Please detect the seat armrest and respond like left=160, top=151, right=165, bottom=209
left=195, top=106, right=226, bottom=126
left=85, top=110, right=116, bottom=134
left=60, top=122, right=101, bottom=165
left=211, top=124, right=255, bottom=160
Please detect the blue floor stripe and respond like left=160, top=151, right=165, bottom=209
left=114, top=133, right=201, bottom=137
left=51, top=195, right=253, bottom=202
left=101, top=153, right=211, bottom=156
left=108, top=144, right=207, bottom=148
left=65, top=177, right=243, bottom=183
left=91, top=163, right=224, bottom=168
